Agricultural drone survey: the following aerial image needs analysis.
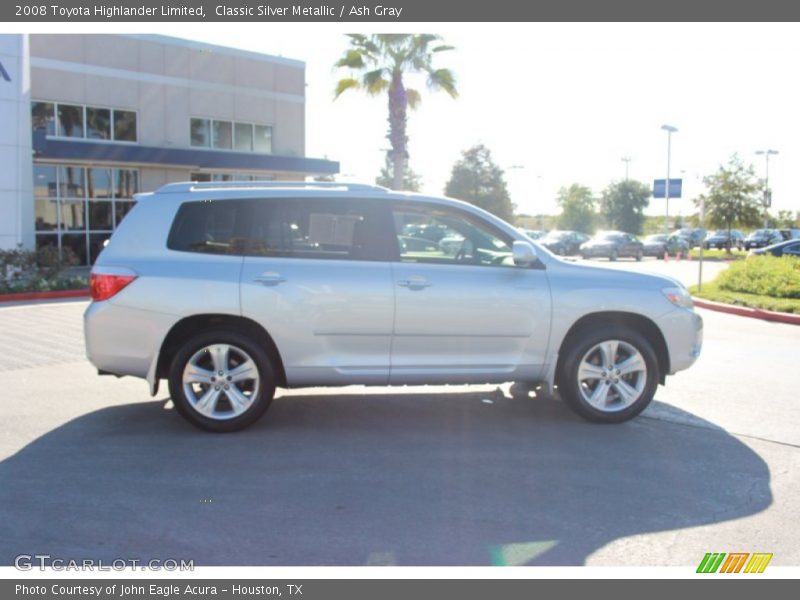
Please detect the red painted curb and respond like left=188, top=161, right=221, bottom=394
left=0, top=289, right=90, bottom=303
left=693, top=297, right=800, bottom=325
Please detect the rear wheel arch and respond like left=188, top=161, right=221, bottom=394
left=556, top=311, right=670, bottom=385
left=156, top=314, right=287, bottom=388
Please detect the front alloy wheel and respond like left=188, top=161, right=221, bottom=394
left=558, top=327, right=659, bottom=423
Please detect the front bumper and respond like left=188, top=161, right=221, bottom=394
left=656, top=307, right=703, bottom=374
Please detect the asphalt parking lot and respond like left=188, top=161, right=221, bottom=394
left=0, top=259, right=797, bottom=567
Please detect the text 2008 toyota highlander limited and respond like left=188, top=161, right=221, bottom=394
left=85, top=182, right=702, bottom=432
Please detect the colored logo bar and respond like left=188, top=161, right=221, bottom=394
left=697, top=553, right=773, bottom=573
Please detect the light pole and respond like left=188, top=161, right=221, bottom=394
left=661, top=125, right=678, bottom=235
left=755, top=149, right=778, bottom=228
left=621, top=156, right=632, bottom=181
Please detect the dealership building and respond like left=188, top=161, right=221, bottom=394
left=0, top=34, right=339, bottom=264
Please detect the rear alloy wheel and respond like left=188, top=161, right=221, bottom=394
left=168, top=330, right=276, bottom=432
left=557, top=327, right=659, bottom=423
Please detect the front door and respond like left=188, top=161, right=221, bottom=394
left=389, top=202, right=552, bottom=384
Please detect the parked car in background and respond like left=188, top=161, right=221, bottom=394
left=580, top=231, right=644, bottom=261
left=521, top=229, right=546, bottom=240
left=672, top=227, right=706, bottom=248
left=778, top=228, right=800, bottom=241
left=642, top=234, right=690, bottom=258
left=704, top=229, right=745, bottom=250
left=744, top=229, right=783, bottom=250
left=84, top=181, right=702, bottom=431
left=749, top=239, right=800, bottom=258
left=539, top=230, right=590, bottom=255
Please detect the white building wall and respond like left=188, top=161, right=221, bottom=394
left=0, top=34, right=33, bottom=250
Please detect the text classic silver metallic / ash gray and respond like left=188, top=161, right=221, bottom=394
left=84, top=182, right=703, bottom=432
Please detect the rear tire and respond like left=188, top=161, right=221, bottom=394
left=557, top=326, right=659, bottom=423
left=635, top=249, right=643, bottom=261
left=609, top=249, right=618, bottom=261
left=168, top=329, right=276, bottom=432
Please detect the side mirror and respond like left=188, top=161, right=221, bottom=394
left=513, top=240, right=538, bottom=267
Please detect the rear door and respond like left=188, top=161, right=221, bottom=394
left=240, top=198, right=395, bottom=386
left=388, top=201, right=551, bottom=384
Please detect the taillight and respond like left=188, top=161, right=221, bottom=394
left=90, top=270, right=137, bottom=301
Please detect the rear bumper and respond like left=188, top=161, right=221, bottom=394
left=84, top=300, right=177, bottom=381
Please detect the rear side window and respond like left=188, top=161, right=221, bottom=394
left=246, top=198, right=393, bottom=261
left=168, top=200, right=247, bottom=255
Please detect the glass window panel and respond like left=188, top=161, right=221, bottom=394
left=33, top=164, right=58, bottom=198
left=35, top=198, right=58, bottom=231
left=234, top=122, right=253, bottom=152
left=59, top=199, right=86, bottom=231
left=212, top=120, right=233, bottom=149
left=190, top=173, right=211, bottom=182
left=212, top=173, right=233, bottom=182
left=58, top=166, right=85, bottom=199
left=31, top=102, right=56, bottom=135
left=57, top=104, right=84, bottom=138
left=35, top=235, right=59, bottom=258
left=113, top=110, right=137, bottom=142
left=115, top=170, right=139, bottom=198
left=86, top=107, right=111, bottom=140
left=114, top=201, right=136, bottom=226
left=87, top=168, right=114, bottom=198
left=88, top=200, right=113, bottom=231
left=60, top=233, right=88, bottom=266
left=254, top=125, right=272, bottom=153
left=89, top=233, right=111, bottom=264
left=392, top=206, right=513, bottom=267
left=190, top=118, right=211, bottom=147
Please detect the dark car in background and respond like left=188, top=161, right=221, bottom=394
left=704, top=229, right=745, bottom=250
left=672, top=227, right=707, bottom=248
left=779, top=228, right=800, bottom=241
left=642, top=234, right=690, bottom=258
left=580, top=231, right=644, bottom=261
left=749, top=239, right=800, bottom=258
left=744, top=229, right=783, bottom=250
left=539, top=230, right=590, bottom=255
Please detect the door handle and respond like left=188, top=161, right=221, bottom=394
left=253, top=273, right=286, bottom=286
left=397, top=278, right=432, bottom=290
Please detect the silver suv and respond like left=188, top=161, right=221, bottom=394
left=84, top=182, right=702, bottom=432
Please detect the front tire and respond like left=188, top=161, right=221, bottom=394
left=168, top=329, right=276, bottom=432
left=557, top=326, right=659, bottom=423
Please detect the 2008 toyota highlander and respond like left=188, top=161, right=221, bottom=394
left=84, top=182, right=702, bottom=432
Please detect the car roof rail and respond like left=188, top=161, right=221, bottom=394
left=155, top=181, right=391, bottom=194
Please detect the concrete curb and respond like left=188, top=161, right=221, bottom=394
left=0, top=289, right=90, bottom=303
left=693, top=297, right=800, bottom=325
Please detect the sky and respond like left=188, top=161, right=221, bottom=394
left=11, top=22, right=800, bottom=217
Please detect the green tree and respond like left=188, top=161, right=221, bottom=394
left=375, top=154, right=422, bottom=192
left=444, top=144, right=514, bottom=222
left=696, top=155, right=762, bottom=252
left=334, top=34, right=457, bottom=191
left=775, top=209, right=799, bottom=228
left=556, top=184, right=596, bottom=233
left=600, top=180, right=651, bottom=234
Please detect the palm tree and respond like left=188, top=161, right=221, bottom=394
left=334, top=34, right=457, bottom=190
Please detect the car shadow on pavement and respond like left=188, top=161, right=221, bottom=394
left=0, top=389, right=771, bottom=566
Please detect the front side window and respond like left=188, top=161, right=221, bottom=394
left=392, top=204, right=513, bottom=267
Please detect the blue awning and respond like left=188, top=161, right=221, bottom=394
left=32, top=132, right=339, bottom=175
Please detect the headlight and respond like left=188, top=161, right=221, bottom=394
left=662, top=286, right=694, bottom=309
